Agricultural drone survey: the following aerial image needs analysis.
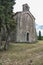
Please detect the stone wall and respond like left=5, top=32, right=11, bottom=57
left=13, top=4, right=37, bottom=42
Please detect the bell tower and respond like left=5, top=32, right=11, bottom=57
left=23, top=4, right=30, bottom=11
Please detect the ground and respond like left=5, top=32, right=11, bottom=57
left=0, top=41, right=43, bottom=65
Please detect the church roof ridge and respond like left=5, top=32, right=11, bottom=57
left=14, top=11, right=35, bottom=20
left=28, top=11, right=35, bottom=20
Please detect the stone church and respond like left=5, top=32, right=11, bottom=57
left=13, top=4, right=37, bottom=42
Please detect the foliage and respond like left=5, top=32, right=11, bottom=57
left=0, top=0, right=16, bottom=50
left=37, top=36, right=43, bottom=40
left=0, top=0, right=16, bottom=31
left=38, top=31, right=42, bottom=40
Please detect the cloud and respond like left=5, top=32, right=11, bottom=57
left=39, top=25, right=43, bottom=29
left=36, top=24, right=43, bottom=36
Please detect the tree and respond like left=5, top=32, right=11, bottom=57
left=0, top=0, right=16, bottom=50
left=0, top=0, right=5, bottom=50
left=38, top=31, right=41, bottom=40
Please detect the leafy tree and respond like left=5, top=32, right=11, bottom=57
left=0, top=0, right=5, bottom=50
left=38, top=31, right=41, bottom=40
left=0, top=0, right=16, bottom=50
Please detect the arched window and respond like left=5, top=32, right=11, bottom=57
left=27, top=33, right=29, bottom=41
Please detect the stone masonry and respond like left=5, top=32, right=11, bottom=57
left=13, top=4, right=37, bottom=42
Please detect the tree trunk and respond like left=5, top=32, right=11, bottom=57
left=4, top=24, right=11, bottom=50
left=0, top=31, right=2, bottom=50
left=4, top=33, right=10, bottom=50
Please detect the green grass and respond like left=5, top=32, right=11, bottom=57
left=0, top=63, right=2, bottom=65
left=0, top=41, right=43, bottom=65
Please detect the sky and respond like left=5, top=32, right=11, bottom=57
left=13, top=0, right=43, bottom=36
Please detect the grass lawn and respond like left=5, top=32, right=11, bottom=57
left=0, top=41, right=43, bottom=65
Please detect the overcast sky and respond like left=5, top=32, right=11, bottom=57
left=13, top=0, right=43, bottom=35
